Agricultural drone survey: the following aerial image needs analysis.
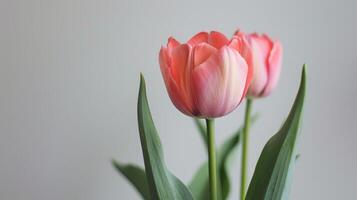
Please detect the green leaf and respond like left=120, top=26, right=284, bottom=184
left=217, top=127, right=242, bottom=199
left=137, top=74, right=194, bottom=200
left=189, top=164, right=209, bottom=200
left=189, top=115, right=258, bottom=200
left=245, top=65, right=306, bottom=200
left=112, top=161, right=192, bottom=200
left=112, top=160, right=150, bottom=199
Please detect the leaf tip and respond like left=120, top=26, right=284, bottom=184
left=298, top=64, right=307, bottom=99
left=301, top=64, right=307, bottom=85
left=111, top=159, right=120, bottom=169
left=139, top=73, right=146, bottom=87
left=138, top=73, right=148, bottom=106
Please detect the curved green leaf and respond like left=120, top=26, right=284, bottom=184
left=112, top=160, right=150, bottom=199
left=217, top=127, right=242, bottom=199
left=189, top=163, right=209, bottom=200
left=138, top=74, right=194, bottom=200
left=245, top=65, right=306, bottom=200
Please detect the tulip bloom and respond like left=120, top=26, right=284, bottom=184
left=159, top=31, right=253, bottom=118
left=235, top=31, right=282, bottom=98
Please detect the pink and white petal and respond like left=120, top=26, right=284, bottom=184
left=227, top=38, right=253, bottom=100
left=247, top=39, right=269, bottom=97
left=191, top=47, right=247, bottom=118
left=262, top=41, right=283, bottom=96
left=251, top=34, right=273, bottom=61
left=229, top=35, right=251, bottom=59
left=192, top=43, right=217, bottom=67
left=240, top=43, right=254, bottom=100
left=187, top=32, right=209, bottom=46
left=220, top=47, right=248, bottom=113
left=208, top=31, right=229, bottom=49
left=228, top=37, right=242, bottom=53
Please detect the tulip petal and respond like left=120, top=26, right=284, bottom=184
left=208, top=31, right=229, bottom=49
left=167, top=37, right=180, bottom=55
left=262, top=41, right=283, bottom=96
left=192, top=43, right=217, bottom=67
left=159, top=46, right=193, bottom=115
left=228, top=37, right=243, bottom=53
left=192, top=46, right=248, bottom=118
left=171, top=44, right=190, bottom=88
left=159, top=47, right=170, bottom=79
left=251, top=34, right=273, bottom=62
left=229, top=36, right=254, bottom=100
left=234, top=30, right=245, bottom=38
left=247, top=37, right=269, bottom=97
left=188, top=32, right=209, bottom=46
left=170, top=44, right=195, bottom=112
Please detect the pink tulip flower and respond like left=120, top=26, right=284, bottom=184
left=159, top=31, right=253, bottom=118
left=235, top=31, right=283, bottom=98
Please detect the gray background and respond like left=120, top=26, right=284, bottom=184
left=1, top=0, right=356, bottom=199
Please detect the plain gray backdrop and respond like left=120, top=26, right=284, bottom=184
left=1, top=0, right=356, bottom=199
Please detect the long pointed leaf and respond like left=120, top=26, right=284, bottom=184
left=138, top=74, right=194, bottom=200
left=112, top=160, right=150, bottom=199
left=189, top=164, right=209, bottom=200
left=245, top=65, right=306, bottom=200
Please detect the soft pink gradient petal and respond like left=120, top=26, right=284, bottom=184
left=229, top=34, right=254, bottom=97
left=192, top=43, right=217, bottom=67
left=247, top=37, right=269, bottom=97
left=191, top=46, right=248, bottom=118
left=228, top=37, right=243, bottom=53
left=208, top=31, right=229, bottom=49
left=160, top=31, right=253, bottom=118
left=250, top=34, right=273, bottom=63
left=170, top=44, right=190, bottom=85
left=159, top=47, right=192, bottom=115
left=170, top=44, right=195, bottom=111
left=187, top=32, right=209, bottom=46
left=262, top=40, right=283, bottom=96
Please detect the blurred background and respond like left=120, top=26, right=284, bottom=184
left=1, top=0, right=356, bottom=199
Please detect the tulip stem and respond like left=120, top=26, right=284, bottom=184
left=240, top=98, right=253, bottom=200
left=206, top=118, right=217, bottom=200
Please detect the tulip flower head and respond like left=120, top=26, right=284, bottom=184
left=235, top=31, right=283, bottom=98
left=159, top=31, right=253, bottom=118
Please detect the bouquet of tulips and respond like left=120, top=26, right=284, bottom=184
left=112, top=30, right=306, bottom=200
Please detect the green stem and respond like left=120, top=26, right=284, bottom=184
left=206, top=119, right=217, bottom=200
left=240, top=98, right=253, bottom=200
